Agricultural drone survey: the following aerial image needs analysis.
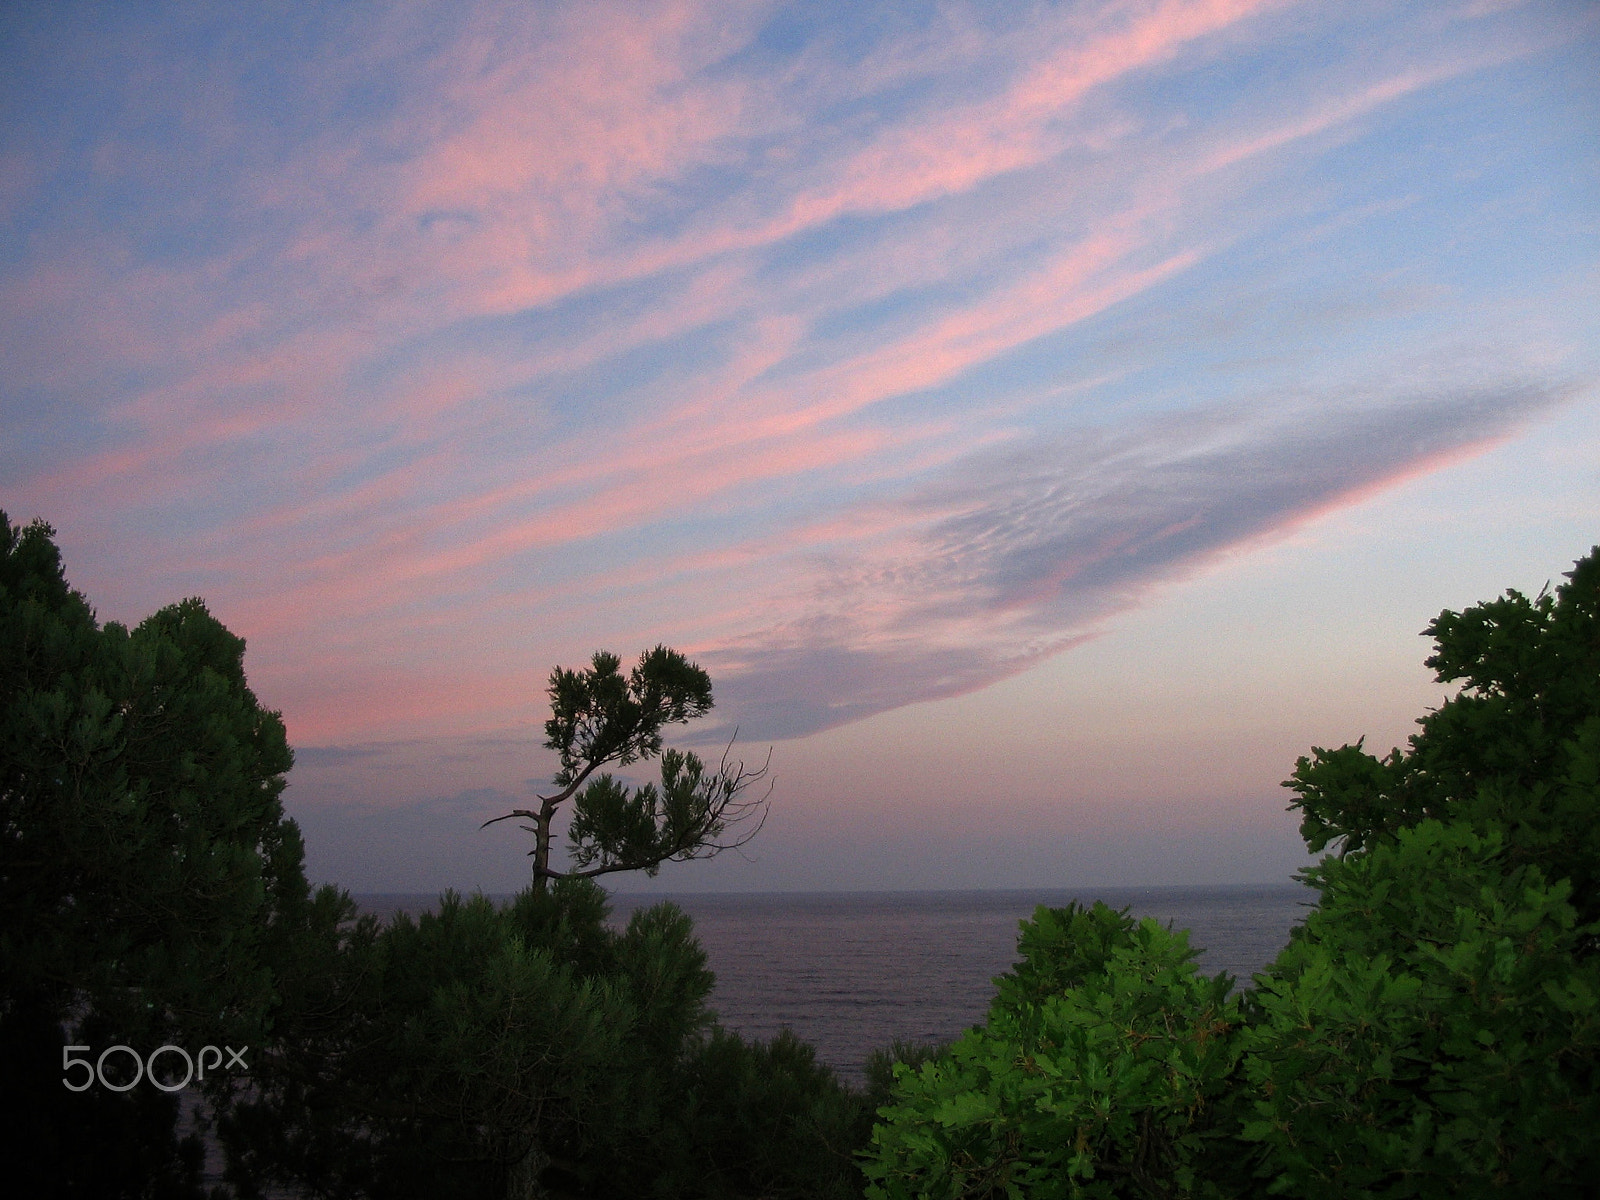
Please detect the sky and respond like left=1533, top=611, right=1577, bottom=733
left=2, top=0, right=1597, bottom=894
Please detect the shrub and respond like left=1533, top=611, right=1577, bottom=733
left=866, top=903, right=1243, bottom=1198
left=1239, top=821, right=1600, bottom=1196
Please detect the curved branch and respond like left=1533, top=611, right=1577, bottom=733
left=479, top=808, right=539, bottom=830
left=479, top=757, right=608, bottom=831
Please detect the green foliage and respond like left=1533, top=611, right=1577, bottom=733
left=1, top=519, right=302, bottom=1040
left=1239, top=821, right=1600, bottom=1196
left=489, top=644, right=768, bottom=889
left=229, top=881, right=880, bottom=1200
left=544, top=646, right=713, bottom=788
left=863, top=1039, right=953, bottom=1113
left=631, top=1026, right=871, bottom=1200
left=866, top=903, right=1243, bottom=1199
left=567, top=746, right=761, bottom=878
left=1286, top=547, right=1600, bottom=918
left=221, top=883, right=683, bottom=1197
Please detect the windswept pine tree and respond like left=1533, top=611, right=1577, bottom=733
left=482, top=646, right=770, bottom=890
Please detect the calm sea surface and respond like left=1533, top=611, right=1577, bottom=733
left=357, top=884, right=1314, bottom=1085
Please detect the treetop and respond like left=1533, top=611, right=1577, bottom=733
left=543, top=645, right=713, bottom=787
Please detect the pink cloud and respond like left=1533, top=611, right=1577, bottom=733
left=5, top=0, right=1581, bottom=759
left=255, top=0, right=1284, bottom=330
left=265, top=221, right=1208, bottom=617
left=783, top=0, right=1283, bottom=224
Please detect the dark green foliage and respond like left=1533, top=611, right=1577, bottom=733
left=229, top=882, right=877, bottom=1200
left=0, top=512, right=343, bottom=1196
left=1421, top=551, right=1600, bottom=794
left=628, top=1027, right=871, bottom=1200
left=1, top=519, right=299, bottom=1042
left=3, top=514, right=846, bottom=1197
left=220, top=883, right=678, bottom=1198
left=1287, top=547, right=1600, bottom=919
left=565, top=745, right=764, bottom=878
left=544, top=647, right=713, bottom=788
left=865, top=546, right=1600, bottom=1198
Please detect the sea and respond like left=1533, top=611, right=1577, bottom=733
left=356, top=883, right=1315, bottom=1085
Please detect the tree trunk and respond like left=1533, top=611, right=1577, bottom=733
left=530, top=799, right=557, bottom=893
left=505, top=1140, right=550, bottom=1200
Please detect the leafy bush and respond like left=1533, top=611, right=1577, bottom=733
left=1287, top=548, right=1600, bottom=921
left=226, top=879, right=888, bottom=1199
left=641, top=1026, right=870, bottom=1200
left=863, top=1039, right=953, bottom=1113
left=222, top=883, right=716, bottom=1198
left=1239, top=821, right=1600, bottom=1195
left=866, top=903, right=1243, bottom=1198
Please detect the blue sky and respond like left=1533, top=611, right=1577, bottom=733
left=2, top=0, right=1596, bottom=892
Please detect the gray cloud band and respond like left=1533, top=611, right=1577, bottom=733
left=708, top=382, right=1572, bottom=741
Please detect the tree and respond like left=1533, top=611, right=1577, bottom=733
left=222, top=883, right=716, bottom=1200
left=1235, top=820, right=1599, bottom=1195
left=1287, top=545, right=1600, bottom=923
left=232, top=650, right=786, bottom=1199
left=483, top=646, right=770, bottom=891
left=0, top=512, right=346, bottom=1197
left=3, top=515, right=865, bottom=1199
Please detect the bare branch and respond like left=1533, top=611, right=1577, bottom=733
left=481, top=754, right=615, bottom=829
left=479, top=808, right=540, bottom=830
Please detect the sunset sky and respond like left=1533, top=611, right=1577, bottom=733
left=3, top=0, right=1597, bottom=893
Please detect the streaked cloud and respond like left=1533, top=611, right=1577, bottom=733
left=1, top=1, right=1595, bottom=890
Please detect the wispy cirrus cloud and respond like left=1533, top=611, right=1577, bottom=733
left=1, top=0, right=1593, bottom=763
